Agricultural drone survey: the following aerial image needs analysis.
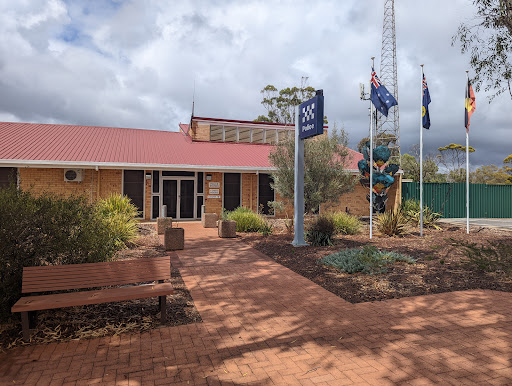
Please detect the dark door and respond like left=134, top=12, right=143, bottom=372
left=180, top=180, right=195, bottom=218
left=123, top=170, right=144, bottom=216
left=224, top=173, right=241, bottom=211
left=163, top=180, right=177, bottom=218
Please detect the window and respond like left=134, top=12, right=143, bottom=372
left=210, top=125, right=223, bottom=141
left=161, top=171, right=195, bottom=176
left=264, top=129, right=277, bottom=144
left=123, top=170, right=144, bottom=216
left=152, top=196, right=160, bottom=219
left=208, top=124, right=293, bottom=144
left=0, top=167, right=16, bottom=189
left=252, top=128, right=264, bottom=143
left=197, top=172, right=204, bottom=194
left=223, top=173, right=241, bottom=211
left=152, top=171, right=159, bottom=193
left=196, top=195, right=204, bottom=218
left=238, top=127, right=251, bottom=143
left=258, top=174, right=275, bottom=215
left=224, top=126, right=237, bottom=142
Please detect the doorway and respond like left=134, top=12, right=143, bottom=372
left=162, top=179, right=195, bottom=219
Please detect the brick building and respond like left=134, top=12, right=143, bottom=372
left=0, top=118, right=401, bottom=220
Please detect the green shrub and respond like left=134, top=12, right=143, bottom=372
left=449, top=239, right=512, bottom=275
left=0, top=185, right=119, bottom=322
left=306, top=215, right=336, bottom=246
left=225, top=207, right=270, bottom=233
left=401, top=199, right=441, bottom=230
left=328, top=211, right=361, bottom=235
left=375, top=208, right=408, bottom=236
left=319, top=245, right=415, bottom=275
left=96, top=194, right=139, bottom=249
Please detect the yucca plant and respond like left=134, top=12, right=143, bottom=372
left=375, top=207, right=408, bottom=236
left=401, top=199, right=441, bottom=230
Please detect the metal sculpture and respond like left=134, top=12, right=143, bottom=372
left=358, top=141, right=399, bottom=213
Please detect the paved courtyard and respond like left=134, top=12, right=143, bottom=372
left=1, top=222, right=511, bottom=385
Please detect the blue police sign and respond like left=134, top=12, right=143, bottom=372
left=299, top=93, right=324, bottom=139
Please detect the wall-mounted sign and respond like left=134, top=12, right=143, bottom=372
left=209, top=182, right=220, bottom=188
left=209, top=188, right=219, bottom=195
left=299, top=94, right=324, bottom=139
left=207, top=195, right=221, bottom=199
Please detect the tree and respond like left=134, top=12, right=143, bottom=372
left=470, top=164, right=512, bottom=184
left=437, top=143, right=476, bottom=182
left=401, top=149, right=445, bottom=182
left=504, top=154, right=512, bottom=181
left=268, top=129, right=355, bottom=214
left=356, top=133, right=397, bottom=154
left=453, top=0, right=512, bottom=101
left=255, top=78, right=327, bottom=124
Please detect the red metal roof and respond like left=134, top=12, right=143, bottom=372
left=0, top=122, right=362, bottom=170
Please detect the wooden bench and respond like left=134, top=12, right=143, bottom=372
left=11, top=256, right=174, bottom=341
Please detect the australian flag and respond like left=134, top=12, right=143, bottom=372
left=422, top=74, right=431, bottom=129
left=370, top=67, right=398, bottom=117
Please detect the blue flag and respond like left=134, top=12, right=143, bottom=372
left=370, top=67, right=398, bottom=117
left=422, top=74, right=431, bottom=129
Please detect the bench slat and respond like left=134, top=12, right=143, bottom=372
left=22, top=256, right=170, bottom=272
left=12, top=283, right=174, bottom=312
left=22, top=257, right=171, bottom=293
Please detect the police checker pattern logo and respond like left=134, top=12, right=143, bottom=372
left=302, top=103, right=315, bottom=123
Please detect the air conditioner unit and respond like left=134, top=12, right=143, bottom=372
left=64, top=169, right=83, bottom=182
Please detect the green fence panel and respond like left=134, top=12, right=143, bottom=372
left=402, top=182, right=512, bottom=218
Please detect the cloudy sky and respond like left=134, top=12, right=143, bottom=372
left=0, top=0, right=510, bottom=168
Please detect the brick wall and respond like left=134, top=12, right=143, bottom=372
left=19, top=168, right=121, bottom=203
left=144, top=170, right=152, bottom=220
left=241, top=173, right=258, bottom=212
left=204, top=172, right=223, bottom=215
left=321, top=174, right=402, bottom=216
left=190, top=122, right=210, bottom=142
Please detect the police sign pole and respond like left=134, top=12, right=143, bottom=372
left=292, top=90, right=324, bottom=247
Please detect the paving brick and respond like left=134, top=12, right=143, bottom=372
left=2, top=222, right=512, bottom=386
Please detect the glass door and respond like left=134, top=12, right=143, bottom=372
left=162, top=180, right=177, bottom=218
left=179, top=180, right=195, bottom=219
left=162, top=178, right=195, bottom=219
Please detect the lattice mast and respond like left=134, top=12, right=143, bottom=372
left=377, top=0, right=400, bottom=164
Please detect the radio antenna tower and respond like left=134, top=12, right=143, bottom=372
left=377, top=0, right=400, bottom=164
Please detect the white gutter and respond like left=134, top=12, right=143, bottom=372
left=0, top=159, right=276, bottom=173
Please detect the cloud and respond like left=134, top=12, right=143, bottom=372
left=0, top=0, right=509, bottom=167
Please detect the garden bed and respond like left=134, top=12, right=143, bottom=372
left=240, top=221, right=512, bottom=303
left=0, top=224, right=201, bottom=352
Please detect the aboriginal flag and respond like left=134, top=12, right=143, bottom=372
left=465, top=79, right=476, bottom=132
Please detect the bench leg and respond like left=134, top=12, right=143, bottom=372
left=29, top=310, right=38, bottom=329
left=21, top=312, right=30, bottom=341
left=159, top=295, right=166, bottom=324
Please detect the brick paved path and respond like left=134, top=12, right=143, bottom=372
left=1, top=222, right=511, bottom=385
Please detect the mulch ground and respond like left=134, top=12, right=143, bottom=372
left=240, top=220, right=512, bottom=303
left=0, top=224, right=201, bottom=352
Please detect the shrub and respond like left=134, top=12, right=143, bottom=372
left=0, top=185, right=119, bottom=322
left=449, top=239, right=512, bottom=275
left=319, top=245, right=415, bottom=275
left=375, top=208, right=408, bottom=236
left=306, top=215, right=336, bottom=246
left=401, top=199, right=441, bottom=229
left=96, top=194, right=139, bottom=249
left=225, top=207, right=270, bottom=233
left=328, top=211, right=361, bottom=235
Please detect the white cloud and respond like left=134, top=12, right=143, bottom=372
left=0, top=0, right=509, bottom=166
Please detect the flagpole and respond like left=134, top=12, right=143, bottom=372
left=370, top=57, right=375, bottom=239
left=466, top=71, right=470, bottom=234
left=420, top=65, right=424, bottom=237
